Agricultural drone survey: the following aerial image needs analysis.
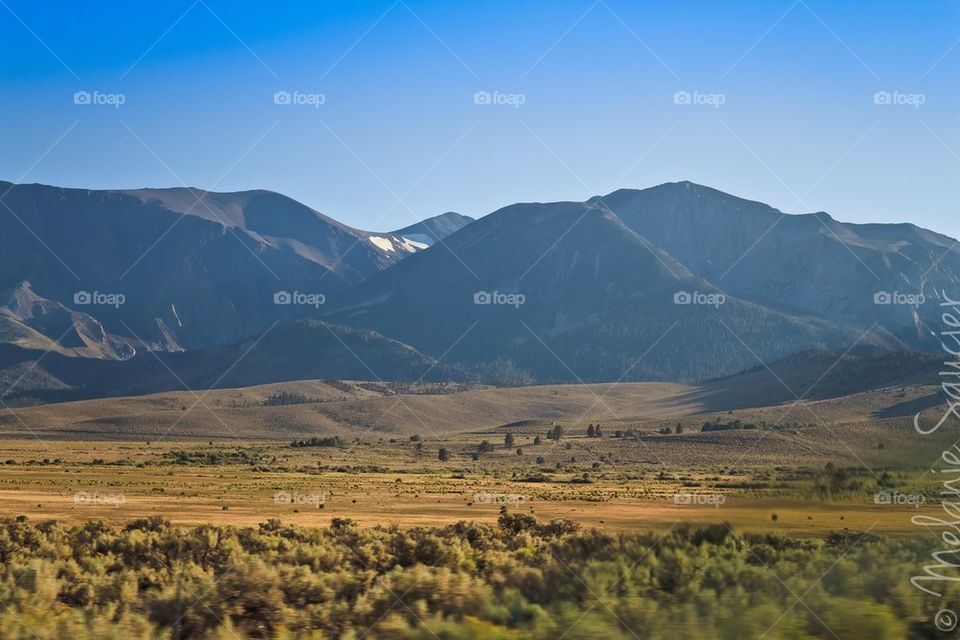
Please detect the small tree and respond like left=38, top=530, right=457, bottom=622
left=550, top=426, right=564, bottom=443
left=595, top=424, right=603, bottom=437
left=586, top=424, right=596, bottom=438
left=504, top=433, right=515, bottom=448
left=438, top=447, right=449, bottom=462
left=675, top=422, right=684, bottom=434
left=533, top=435, right=542, bottom=445
left=515, top=448, right=523, bottom=456
left=536, top=456, right=545, bottom=464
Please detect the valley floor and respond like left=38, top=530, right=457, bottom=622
left=0, top=433, right=939, bottom=537
left=0, top=376, right=953, bottom=638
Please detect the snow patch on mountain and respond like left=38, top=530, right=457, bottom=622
left=368, top=235, right=429, bottom=254
left=368, top=236, right=396, bottom=252
left=398, top=236, right=429, bottom=252
left=401, top=233, right=433, bottom=247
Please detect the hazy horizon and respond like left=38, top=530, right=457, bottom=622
left=5, top=175, right=960, bottom=242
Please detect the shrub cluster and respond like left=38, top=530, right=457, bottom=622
left=0, top=515, right=944, bottom=639
left=289, top=437, right=344, bottom=449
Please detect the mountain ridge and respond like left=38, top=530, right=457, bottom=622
left=322, top=194, right=903, bottom=381
left=0, top=180, right=460, bottom=355
left=1, top=178, right=956, bottom=392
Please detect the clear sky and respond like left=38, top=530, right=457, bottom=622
left=1, top=0, right=958, bottom=238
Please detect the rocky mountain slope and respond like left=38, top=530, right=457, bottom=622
left=322, top=197, right=902, bottom=381
left=1, top=179, right=955, bottom=392
left=0, top=181, right=448, bottom=355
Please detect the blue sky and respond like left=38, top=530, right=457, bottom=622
left=1, top=0, right=958, bottom=238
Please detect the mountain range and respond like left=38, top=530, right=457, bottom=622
left=0, top=179, right=955, bottom=402
left=0, top=181, right=471, bottom=353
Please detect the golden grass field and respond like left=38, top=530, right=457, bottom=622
left=0, top=373, right=951, bottom=538
left=0, top=376, right=952, bottom=638
left=0, top=428, right=942, bottom=538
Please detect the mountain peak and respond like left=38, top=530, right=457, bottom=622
left=390, top=211, right=475, bottom=247
left=601, top=181, right=772, bottom=208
